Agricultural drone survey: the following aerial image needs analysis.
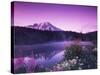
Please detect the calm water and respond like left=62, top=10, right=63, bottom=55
left=14, top=41, right=93, bottom=68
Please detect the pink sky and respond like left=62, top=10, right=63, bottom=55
left=12, top=1, right=97, bottom=33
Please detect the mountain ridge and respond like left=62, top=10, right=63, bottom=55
left=27, top=22, right=63, bottom=31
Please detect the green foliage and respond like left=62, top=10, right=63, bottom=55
left=64, top=44, right=82, bottom=60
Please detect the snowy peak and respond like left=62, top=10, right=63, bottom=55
left=27, top=22, right=62, bottom=31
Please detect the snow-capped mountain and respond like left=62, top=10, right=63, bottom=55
left=27, top=22, right=63, bottom=31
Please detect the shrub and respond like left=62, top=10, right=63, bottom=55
left=64, top=44, right=82, bottom=60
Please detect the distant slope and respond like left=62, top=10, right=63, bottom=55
left=27, top=22, right=63, bottom=31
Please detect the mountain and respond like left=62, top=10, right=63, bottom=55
left=27, top=22, right=63, bottom=31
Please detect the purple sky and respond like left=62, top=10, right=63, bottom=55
left=13, top=1, right=97, bottom=33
